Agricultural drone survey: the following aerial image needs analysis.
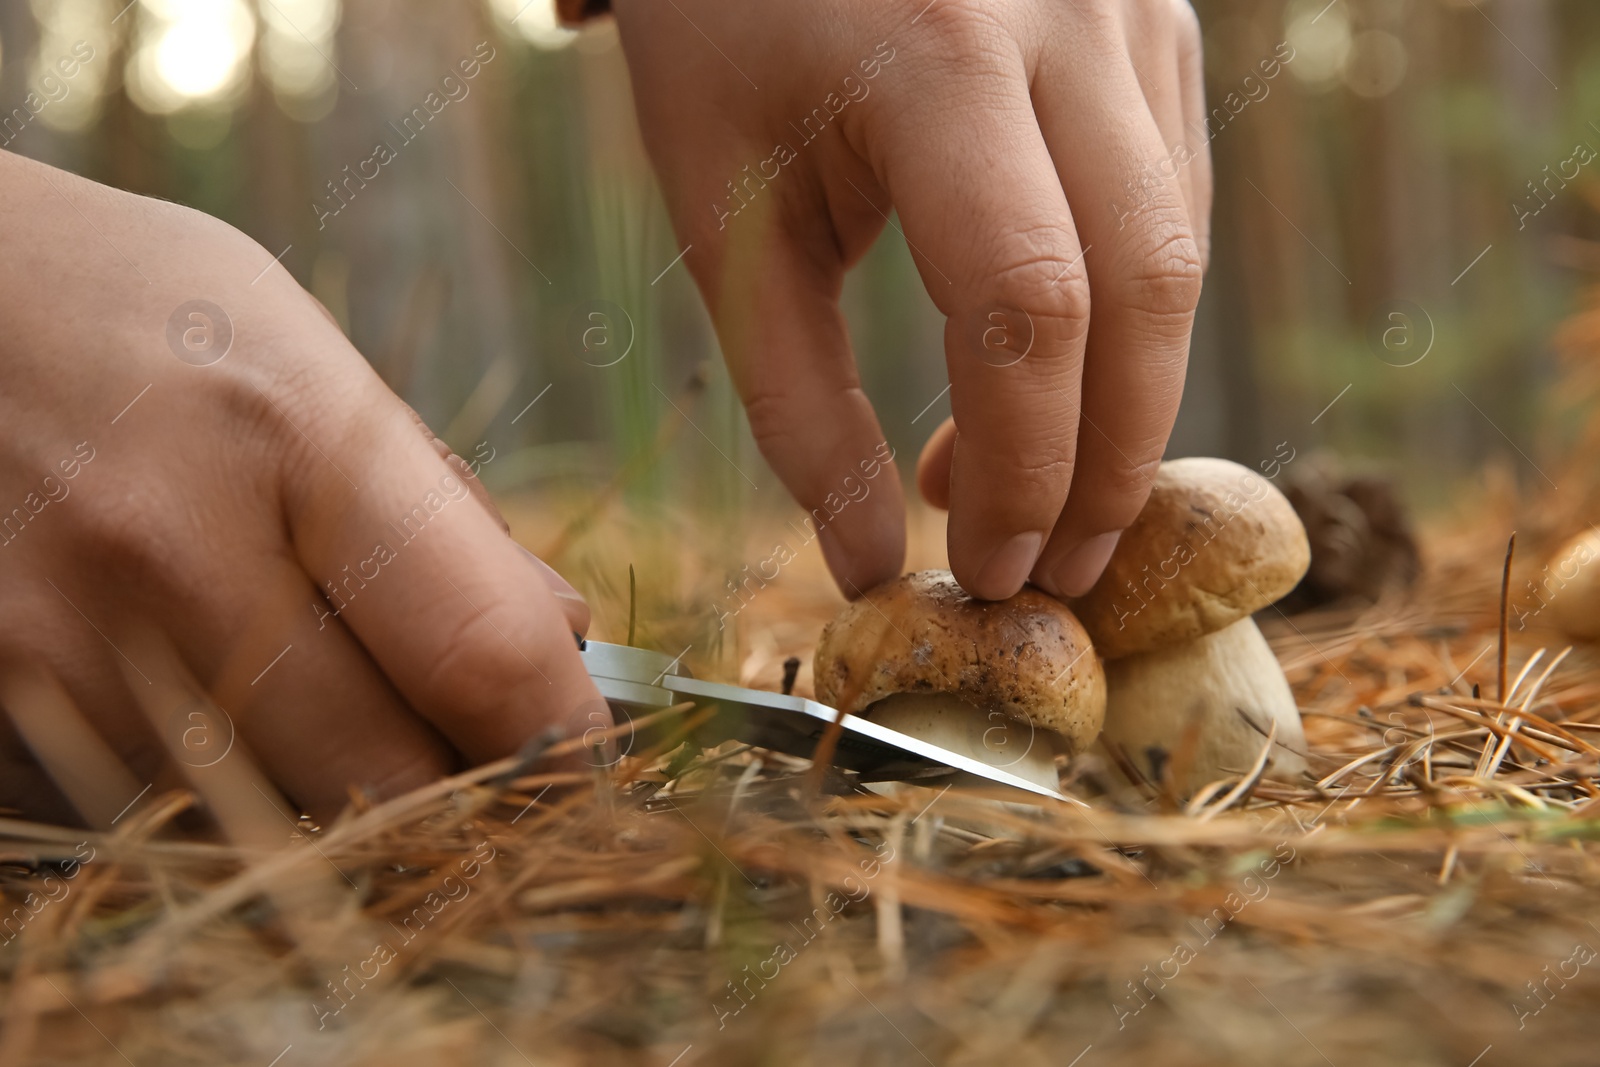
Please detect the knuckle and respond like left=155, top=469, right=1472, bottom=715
left=242, top=362, right=388, bottom=500
left=1008, top=447, right=1076, bottom=487
left=214, top=366, right=288, bottom=440
left=958, top=420, right=1076, bottom=490
left=1120, top=222, right=1204, bottom=321
left=986, top=254, right=1093, bottom=347
left=216, top=368, right=332, bottom=491
left=1169, top=0, right=1202, bottom=49
left=164, top=197, right=273, bottom=266
left=741, top=385, right=797, bottom=456
left=742, top=382, right=876, bottom=477
left=421, top=611, right=544, bottom=727
left=914, top=1, right=1009, bottom=50
left=365, top=749, right=455, bottom=801
left=1098, top=455, right=1164, bottom=512
left=72, top=495, right=180, bottom=594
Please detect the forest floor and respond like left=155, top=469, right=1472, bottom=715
left=5, top=487, right=1600, bottom=1067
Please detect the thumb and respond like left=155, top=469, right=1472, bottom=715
left=916, top=416, right=957, bottom=512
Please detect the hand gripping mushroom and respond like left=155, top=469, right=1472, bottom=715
left=1069, top=458, right=1312, bottom=794
left=813, top=572, right=1106, bottom=792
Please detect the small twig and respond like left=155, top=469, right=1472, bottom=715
left=1415, top=694, right=1595, bottom=755
left=1503, top=649, right=1546, bottom=709
left=1485, top=648, right=1575, bottom=781
left=1416, top=700, right=1567, bottom=763
left=1438, top=843, right=1459, bottom=885
left=804, top=620, right=899, bottom=798
left=1317, top=745, right=1403, bottom=790
left=627, top=564, right=637, bottom=648
left=489, top=728, right=564, bottom=791
left=1191, top=718, right=1280, bottom=820
left=1498, top=532, right=1515, bottom=704
left=1099, top=735, right=1159, bottom=794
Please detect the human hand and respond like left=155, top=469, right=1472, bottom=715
left=0, top=152, right=604, bottom=826
left=612, top=0, right=1209, bottom=600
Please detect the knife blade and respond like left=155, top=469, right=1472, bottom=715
left=579, top=640, right=1074, bottom=803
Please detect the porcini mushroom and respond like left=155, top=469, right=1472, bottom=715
left=1544, top=528, right=1600, bottom=640
left=1070, top=457, right=1312, bottom=794
left=813, top=571, right=1105, bottom=791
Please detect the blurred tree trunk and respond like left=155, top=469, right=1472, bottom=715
left=330, top=0, right=516, bottom=439
left=1486, top=0, right=1558, bottom=484
left=0, top=5, right=38, bottom=140
left=242, top=69, right=315, bottom=304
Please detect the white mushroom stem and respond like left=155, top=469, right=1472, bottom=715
left=1097, top=616, right=1308, bottom=794
left=864, top=692, right=1061, bottom=792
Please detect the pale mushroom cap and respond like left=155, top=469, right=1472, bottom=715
left=1072, top=457, right=1311, bottom=659
left=1548, top=529, right=1600, bottom=640
left=813, top=570, right=1106, bottom=756
left=1098, top=616, right=1308, bottom=794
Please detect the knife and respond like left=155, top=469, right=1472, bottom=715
left=579, top=639, right=1073, bottom=803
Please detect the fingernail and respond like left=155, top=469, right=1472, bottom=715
left=519, top=545, right=587, bottom=607
left=1045, top=530, right=1122, bottom=598
left=972, top=530, right=1044, bottom=601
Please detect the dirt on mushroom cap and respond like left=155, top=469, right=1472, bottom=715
left=813, top=570, right=1106, bottom=754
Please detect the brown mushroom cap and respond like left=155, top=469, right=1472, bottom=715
left=813, top=570, right=1106, bottom=754
left=1070, top=457, right=1310, bottom=659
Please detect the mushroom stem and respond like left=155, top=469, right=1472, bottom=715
left=1098, top=616, right=1308, bottom=794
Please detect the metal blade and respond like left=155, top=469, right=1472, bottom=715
left=579, top=640, right=1073, bottom=804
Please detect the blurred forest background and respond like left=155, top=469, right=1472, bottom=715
left=3, top=0, right=1600, bottom=574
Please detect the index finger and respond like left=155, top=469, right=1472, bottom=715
left=282, top=374, right=606, bottom=764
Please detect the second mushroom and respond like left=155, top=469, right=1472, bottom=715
left=1070, top=457, right=1313, bottom=794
